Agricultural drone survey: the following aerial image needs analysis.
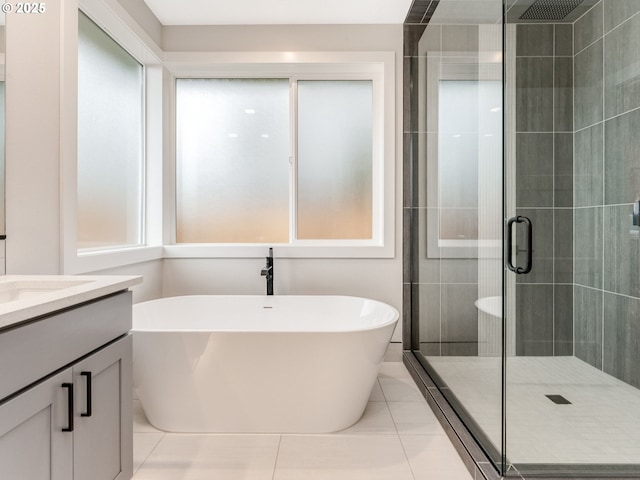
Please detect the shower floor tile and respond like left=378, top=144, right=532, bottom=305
left=132, top=362, right=474, bottom=480
left=427, top=355, right=640, bottom=465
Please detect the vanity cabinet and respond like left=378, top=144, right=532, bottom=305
left=73, top=335, right=132, bottom=480
left=0, top=289, right=134, bottom=480
left=0, top=369, right=73, bottom=479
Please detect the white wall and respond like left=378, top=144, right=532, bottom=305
left=162, top=24, right=403, bottom=52
left=91, top=260, right=163, bottom=303
left=6, top=4, right=62, bottom=274
left=164, top=257, right=400, bottom=301
left=113, top=0, right=162, bottom=47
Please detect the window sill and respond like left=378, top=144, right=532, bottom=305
left=162, top=243, right=394, bottom=259
left=65, top=245, right=164, bottom=274
left=63, top=242, right=395, bottom=274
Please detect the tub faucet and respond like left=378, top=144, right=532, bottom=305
left=261, top=247, right=274, bottom=295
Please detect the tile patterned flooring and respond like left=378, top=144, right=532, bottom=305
left=132, top=362, right=473, bottom=480
left=428, top=356, right=640, bottom=465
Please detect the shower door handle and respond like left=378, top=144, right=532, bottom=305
left=506, top=216, right=532, bottom=274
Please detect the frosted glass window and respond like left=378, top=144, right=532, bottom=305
left=297, top=81, right=373, bottom=240
left=77, top=12, right=144, bottom=250
left=176, top=78, right=290, bottom=243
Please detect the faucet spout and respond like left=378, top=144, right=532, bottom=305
left=260, top=248, right=274, bottom=295
left=261, top=266, right=272, bottom=276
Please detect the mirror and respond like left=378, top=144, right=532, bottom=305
left=0, top=11, right=5, bottom=237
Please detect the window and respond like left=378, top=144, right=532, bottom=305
left=175, top=77, right=374, bottom=245
left=297, top=80, right=373, bottom=240
left=77, top=11, right=144, bottom=251
left=176, top=78, right=290, bottom=243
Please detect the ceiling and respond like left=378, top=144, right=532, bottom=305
left=143, top=0, right=414, bottom=26
left=430, top=0, right=502, bottom=24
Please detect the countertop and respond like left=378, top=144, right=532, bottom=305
left=0, top=275, right=142, bottom=331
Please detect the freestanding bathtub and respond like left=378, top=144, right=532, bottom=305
left=132, top=295, right=398, bottom=433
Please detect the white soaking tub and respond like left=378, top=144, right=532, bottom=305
left=132, top=295, right=398, bottom=433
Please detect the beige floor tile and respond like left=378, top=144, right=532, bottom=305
left=378, top=362, right=412, bottom=379
left=379, top=377, right=424, bottom=402
left=369, top=379, right=385, bottom=401
left=274, top=435, right=414, bottom=480
left=133, top=432, right=164, bottom=474
left=388, top=402, right=445, bottom=435
left=335, top=402, right=397, bottom=435
left=401, top=434, right=473, bottom=480
left=133, top=434, right=280, bottom=480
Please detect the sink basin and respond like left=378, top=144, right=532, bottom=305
left=0, top=280, right=92, bottom=304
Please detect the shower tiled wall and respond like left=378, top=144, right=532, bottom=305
left=574, top=0, right=640, bottom=389
left=514, top=22, right=574, bottom=356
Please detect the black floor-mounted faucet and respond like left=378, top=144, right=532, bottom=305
left=261, top=247, right=274, bottom=295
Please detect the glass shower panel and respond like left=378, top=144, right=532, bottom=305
left=504, top=0, right=640, bottom=475
left=411, top=0, right=505, bottom=470
left=408, top=0, right=640, bottom=476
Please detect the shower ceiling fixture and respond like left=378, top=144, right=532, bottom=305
left=143, top=0, right=414, bottom=25
left=520, top=0, right=584, bottom=20
left=507, top=0, right=598, bottom=22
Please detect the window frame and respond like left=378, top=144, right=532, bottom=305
left=164, top=51, right=395, bottom=259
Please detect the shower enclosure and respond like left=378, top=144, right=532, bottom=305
left=404, top=0, right=640, bottom=477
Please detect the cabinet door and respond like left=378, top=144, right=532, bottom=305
left=73, top=335, right=133, bottom=480
left=0, top=369, right=74, bottom=480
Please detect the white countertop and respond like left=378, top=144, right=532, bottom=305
left=0, top=275, right=142, bottom=331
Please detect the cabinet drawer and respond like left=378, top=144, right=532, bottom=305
left=0, top=291, right=132, bottom=402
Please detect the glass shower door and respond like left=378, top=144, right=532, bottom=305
left=504, top=0, right=640, bottom=475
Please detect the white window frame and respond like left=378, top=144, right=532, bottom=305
left=62, top=0, right=164, bottom=274
left=164, top=51, right=395, bottom=259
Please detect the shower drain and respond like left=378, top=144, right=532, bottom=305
left=545, top=394, right=572, bottom=405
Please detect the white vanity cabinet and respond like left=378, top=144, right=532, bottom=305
left=0, top=285, right=137, bottom=480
